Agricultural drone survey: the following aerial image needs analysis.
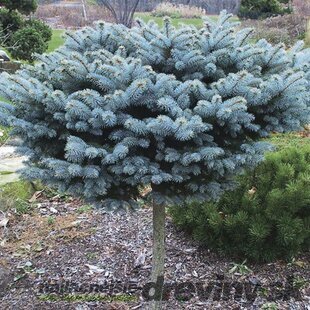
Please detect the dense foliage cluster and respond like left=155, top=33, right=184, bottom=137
left=239, top=0, right=291, bottom=19
left=0, top=0, right=51, bottom=61
left=0, top=12, right=309, bottom=210
left=0, top=0, right=38, bottom=15
left=9, top=26, right=48, bottom=61
left=170, top=145, right=310, bottom=262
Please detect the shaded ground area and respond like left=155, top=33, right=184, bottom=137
left=0, top=194, right=309, bottom=309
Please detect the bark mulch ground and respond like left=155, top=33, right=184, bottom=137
left=0, top=194, right=309, bottom=309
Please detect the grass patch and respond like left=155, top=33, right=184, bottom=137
left=0, top=180, right=38, bottom=213
left=0, top=125, right=11, bottom=146
left=135, top=13, right=239, bottom=28
left=47, top=29, right=66, bottom=53
left=306, top=19, right=310, bottom=47
left=76, top=204, right=93, bottom=214
left=0, top=97, right=12, bottom=145
left=267, top=132, right=310, bottom=150
left=47, top=216, right=56, bottom=225
left=0, top=171, right=14, bottom=176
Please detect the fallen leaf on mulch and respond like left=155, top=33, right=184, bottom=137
left=85, top=264, right=105, bottom=274
left=0, top=215, right=9, bottom=229
left=29, top=190, right=44, bottom=203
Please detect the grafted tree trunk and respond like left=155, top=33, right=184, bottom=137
left=150, top=202, right=166, bottom=310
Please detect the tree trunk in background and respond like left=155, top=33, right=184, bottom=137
left=81, top=0, right=88, bottom=22
left=97, top=0, right=140, bottom=27
left=150, top=202, right=166, bottom=310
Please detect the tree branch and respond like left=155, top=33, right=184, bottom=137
left=127, top=0, right=141, bottom=27
left=97, top=0, right=141, bottom=27
left=97, top=0, right=118, bottom=23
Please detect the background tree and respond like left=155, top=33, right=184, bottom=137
left=9, top=26, right=47, bottom=61
left=0, top=0, right=51, bottom=61
left=0, top=11, right=309, bottom=308
left=0, top=24, right=10, bottom=49
left=0, top=8, right=24, bottom=34
left=97, top=0, right=141, bottom=27
left=239, top=0, right=291, bottom=19
left=0, top=0, right=38, bottom=15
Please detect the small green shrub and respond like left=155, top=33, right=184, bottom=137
left=15, top=199, right=34, bottom=215
left=228, top=260, right=252, bottom=275
left=0, top=9, right=23, bottom=34
left=0, top=4, right=51, bottom=61
left=267, top=132, right=310, bottom=149
left=47, top=216, right=55, bottom=225
left=23, top=18, right=52, bottom=43
left=9, top=27, right=47, bottom=61
left=2, top=0, right=37, bottom=16
left=239, top=0, right=291, bottom=19
left=76, top=204, right=93, bottom=214
left=170, top=145, right=310, bottom=262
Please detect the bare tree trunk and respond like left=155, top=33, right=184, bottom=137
left=150, top=202, right=166, bottom=310
left=81, top=0, right=88, bottom=22
left=97, top=0, right=140, bottom=27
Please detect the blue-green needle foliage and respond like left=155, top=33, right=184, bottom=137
left=0, top=11, right=309, bottom=210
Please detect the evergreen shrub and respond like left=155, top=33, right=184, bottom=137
left=170, top=145, right=310, bottom=262
left=0, top=9, right=24, bottom=34
left=9, top=27, right=47, bottom=61
left=0, top=11, right=309, bottom=210
left=239, top=0, right=291, bottom=20
left=1, top=0, right=38, bottom=16
left=0, top=0, right=51, bottom=61
left=23, top=19, right=52, bottom=43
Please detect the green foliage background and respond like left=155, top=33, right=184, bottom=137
left=239, top=0, right=291, bottom=19
left=0, top=0, right=51, bottom=61
left=170, top=141, right=310, bottom=262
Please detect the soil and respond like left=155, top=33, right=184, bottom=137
left=0, top=194, right=309, bottom=309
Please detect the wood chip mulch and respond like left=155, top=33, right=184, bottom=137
left=0, top=195, right=309, bottom=310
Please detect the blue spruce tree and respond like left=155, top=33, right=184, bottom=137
left=0, top=11, right=309, bottom=307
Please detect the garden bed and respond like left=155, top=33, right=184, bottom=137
left=0, top=193, right=309, bottom=309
